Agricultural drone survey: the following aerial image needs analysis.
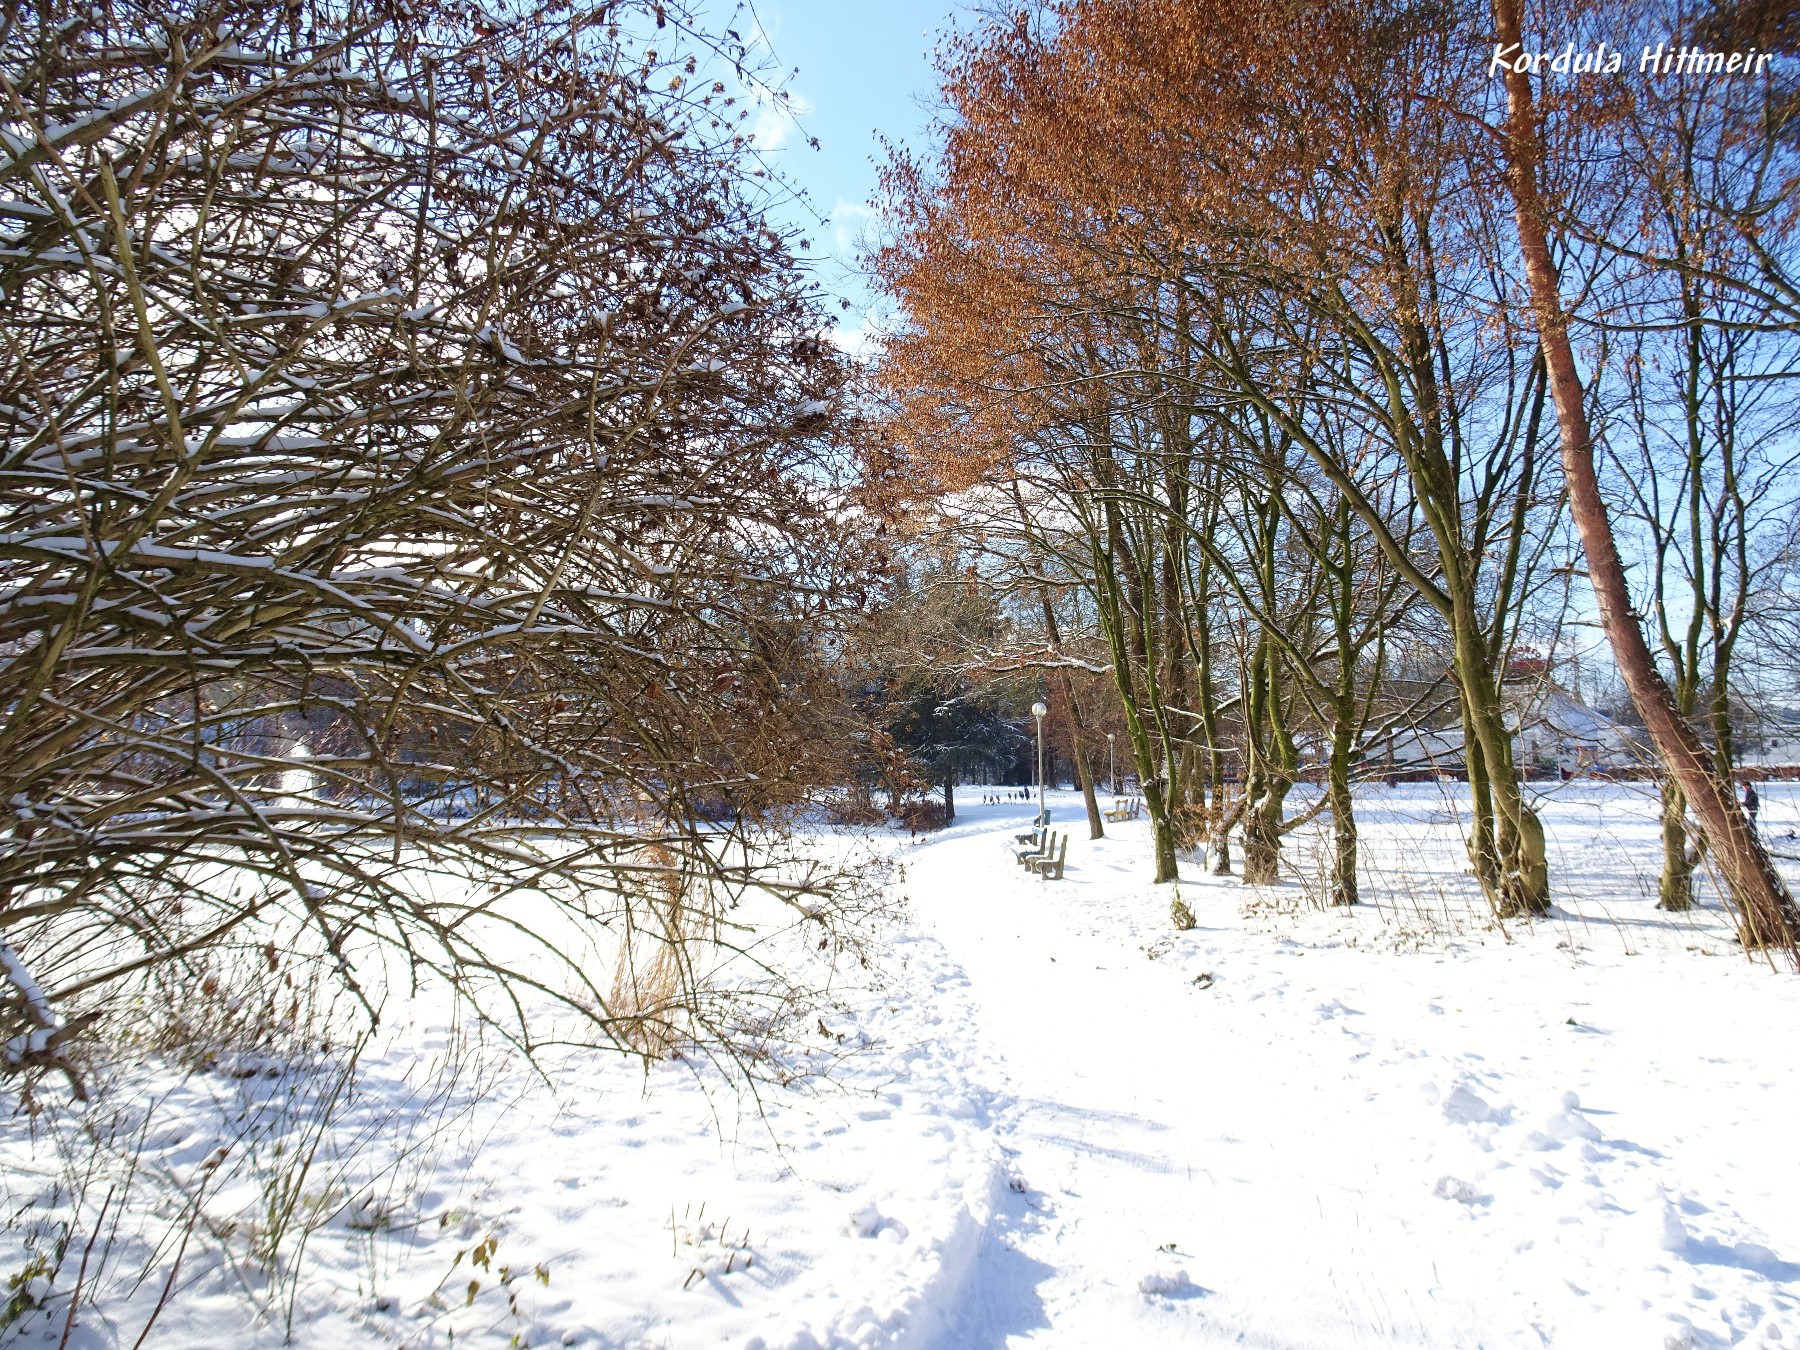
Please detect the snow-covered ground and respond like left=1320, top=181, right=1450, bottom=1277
left=6, top=782, right=1800, bottom=1348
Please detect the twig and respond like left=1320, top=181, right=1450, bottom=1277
left=132, top=1180, right=206, bottom=1350
left=57, top=1185, right=114, bottom=1350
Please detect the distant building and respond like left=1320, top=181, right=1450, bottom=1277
left=1356, top=674, right=1647, bottom=780
left=1509, top=681, right=1647, bottom=775
left=1736, top=715, right=1800, bottom=779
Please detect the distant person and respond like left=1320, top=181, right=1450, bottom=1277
left=1744, top=781, right=1760, bottom=829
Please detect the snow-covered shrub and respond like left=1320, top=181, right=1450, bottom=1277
left=0, top=0, right=875, bottom=1095
left=0, top=0, right=886, bottom=1336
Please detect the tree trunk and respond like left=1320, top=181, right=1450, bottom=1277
left=1327, top=716, right=1359, bottom=907
left=1452, top=603, right=1549, bottom=917
left=1241, top=785, right=1283, bottom=885
left=1325, top=501, right=1369, bottom=907
left=1239, top=629, right=1293, bottom=886
left=1462, top=712, right=1501, bottom=898
left=1019, top=516, right=1107, bottom=841
left=1493, top=0, right=1798, bottom=962
left=1212, top=789, right=1238, bottom=876
left=1089, top=528, right=1180, bottom=882
left=943, top=774, right=954, bottom=823
left=1658, top=777, right=1695, bottom=912
left=1070, top=720, right=1104, bottom=839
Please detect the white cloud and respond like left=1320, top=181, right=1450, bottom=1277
left=735, top=12, right=810, bottom=153
left=830, top=199, right=877, bottom=257
left=750, top=85, right=811, bottom=152
left=827, top=309, right=894, bottom=361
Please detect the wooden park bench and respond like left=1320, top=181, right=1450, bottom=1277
left=1013, top=808, right=1052, bottom=845
left=1102, top=797, right=1142, bottom=823
left=1013, top=830, right=1052, bottom=867
left=1027, top=833, right=1068, bottom=881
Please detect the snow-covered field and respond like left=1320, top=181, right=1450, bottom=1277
left=6, top=782, right=1800, bottom=1348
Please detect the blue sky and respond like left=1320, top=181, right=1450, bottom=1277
left=711, top=1, right=975, bottom=342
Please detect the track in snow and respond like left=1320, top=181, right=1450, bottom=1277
left=899, top=786, right=1800, bottom=1349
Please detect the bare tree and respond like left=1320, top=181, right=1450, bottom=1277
left=1491, top=0, right=1800, bottom=959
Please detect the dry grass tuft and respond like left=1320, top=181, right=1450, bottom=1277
left=608, top=844, right=702, bottom=1058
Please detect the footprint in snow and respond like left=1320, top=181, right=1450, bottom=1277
left=845, top=1201, right=907, bottom=1242
left=1442, top=1084, right=1505, bottom=1125
left=1139, top=1267, right=1206, bottom=1299
left=1433, top=1175, right=1487, bottom=1204
left=1526, top=1093, right=1601, bottom=1149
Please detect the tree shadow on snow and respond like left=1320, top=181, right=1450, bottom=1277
left=1683, top=1235, right=1800, bottom=1282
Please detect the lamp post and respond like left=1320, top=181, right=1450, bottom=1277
left=1107, top=732, right=1116, bottom=797
left=1032, top=701, right=1049, bottom=826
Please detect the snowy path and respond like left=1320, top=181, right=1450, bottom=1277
left=901, top=789, right=1800, bottom=1349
